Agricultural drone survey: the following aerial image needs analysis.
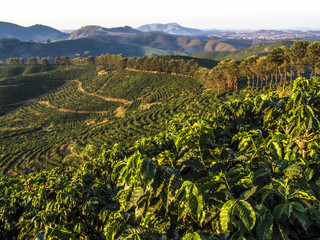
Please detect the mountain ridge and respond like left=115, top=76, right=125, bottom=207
left=0, top=21, right=68, bottom=41
left=68, top=25, right=141, bottom=39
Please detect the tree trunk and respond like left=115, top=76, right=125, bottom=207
left=265, top=75, right=268, bottom=87
left=247, top=76, right=250, bottom=88
left=310, top=68, right=314, bottom=80
left=278, top=70, right=282, bottom=83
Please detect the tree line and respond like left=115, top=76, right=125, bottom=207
left=198, top=40, right=320, bottom=91
left=5, top=57, right=49, bottom=65
left=3, top=40, right=320, bottom=92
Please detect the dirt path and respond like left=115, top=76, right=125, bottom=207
left=36, top=79, right=132, bottom=114
left=38, top=101, right=109, bottom=114
left=74, top=80, right=132, bottom=105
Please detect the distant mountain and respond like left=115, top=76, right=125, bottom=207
left=69, top=25, right=140, bottom=39
left=0, top=21, right=68, bottom=41
left=69, top=29, right=249, bottom=55
left=137, top=23, right=222, bottom=36
left=60, top=29, right=76, bottom=34
left=137, top=23, right=203, bottom=35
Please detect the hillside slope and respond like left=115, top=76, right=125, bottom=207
left=0, top=22, right=253, bottom=59
left=193, top=40, right=293, bottom=60
left=0, top=35, right=247, bottom=61
left=0, top=65, right=215, bottom=175
left=1, top=74, right=320, bottom=239
left=0, top=38, right=173, bottom=60
left=68, top=25, right=140, bottom=39
left=68, top=25, right=251, bottom=54
left=0, top=21, right=68, bottom=41
left=82, top=33, right=246, bottom=54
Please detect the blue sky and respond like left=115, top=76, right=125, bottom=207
left=2, top=0, right=320, bottom=30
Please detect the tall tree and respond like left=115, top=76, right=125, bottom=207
left=255, top=56, right=269, bottom=87
left=307, top=41, right=320, bottom=79
left=239, top=56, right=258, bottom=88
left=41, top=58, right=49, bottom=65
left=60, top=56, right=71, bottom=65
left=290, top=40, right=310, bottom=77
left=54, top=57, right=61, bottom=65
left=86, top=56, right=95, bottom=65
left=19, top=58, right=25, bottom=65
left=27, top=57, right=38, bottom=65
left=215, top=60, right=239, bottom=90
left=5, top=58, right=21, bottom=65
left=267, top=47, right=288, bottom=84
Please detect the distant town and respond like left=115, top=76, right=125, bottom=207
left=208, top=30, right=320, bottom=43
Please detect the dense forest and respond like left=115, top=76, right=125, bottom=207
left=1, top=40, right=320, bottom=239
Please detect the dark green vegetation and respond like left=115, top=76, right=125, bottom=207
left=0, top=65, right=96, bottom=115
left=1, top=38, right=320, bottom=174
left=1, top=76, right=320, bottom=239
left=0, top=62, right=220, bottom=176
left=193, top=41, right=294, bottom=61
left=0, top=38, right=173, bottom=61
left=1, top=41, right=320, bottom=239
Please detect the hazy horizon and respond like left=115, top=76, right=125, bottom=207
left=1, top=0, right=320, bottom=31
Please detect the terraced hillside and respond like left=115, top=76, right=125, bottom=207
left=0, top=65, right=226, bottom=175
left=0, top=65, right=96, bottom=115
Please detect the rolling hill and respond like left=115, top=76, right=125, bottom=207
left=69, top=31, right=249, bottom=54
left=68, top=25, right=141, bottom=39
left=0, top=21, right=253, bottom=60
left=68, top=25, right=250, bottom=54
left=192, top=40, right=294, bottom=60
left=0, top=38, right=173, bottom=61
left=0, top=34, right=249, bottom=61
left=0, top=21, right=68, bottom=41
